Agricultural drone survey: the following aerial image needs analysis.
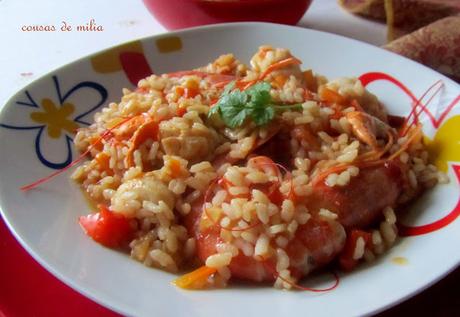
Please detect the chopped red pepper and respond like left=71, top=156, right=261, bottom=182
left=175, top=86, right=199, bottom=99
left=339, top=229, right=372, bottom=271
left=184, top=87, right=199, bottom=99
left=175, top=86, right=185, bottom=97
left=79, top=205, right=134, bottom=248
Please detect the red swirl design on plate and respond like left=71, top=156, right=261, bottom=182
left=359, top=72, right=460, bottom=236
left=398, top=165, right=460, bottom=236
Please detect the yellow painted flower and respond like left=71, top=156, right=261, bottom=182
left=425, top=115, right=460, bottom=173
left=30, top=98, right=79, bottom=138
left=0, top=75, right=107, bottom=169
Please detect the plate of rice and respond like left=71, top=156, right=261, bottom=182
left=0, top=22, right=459, bottom=317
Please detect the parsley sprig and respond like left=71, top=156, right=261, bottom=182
left=208, top=81, right=302, bottom=128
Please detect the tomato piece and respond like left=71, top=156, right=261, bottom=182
left=339, top=229, right=371, bottom=271
left=79, top=205, right=134, bottom=248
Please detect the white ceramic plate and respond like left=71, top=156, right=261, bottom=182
left=1, top=23, right=459, bottom=317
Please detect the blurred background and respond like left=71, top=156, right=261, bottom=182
left=0, top=0, right=392, bottom=107
left=0, top=0, right=459, bottom=316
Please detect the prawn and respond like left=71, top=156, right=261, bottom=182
left=345, top=111, right=396, bottom=150
left=306, top=160, right=404, bottom=229
left=184, top=153, right=405, bottom=285
left=184, top=156, right=347, bottom=283
left=191, top=213, right=345, bottom=282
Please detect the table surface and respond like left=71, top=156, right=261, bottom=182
left=0, top=0, right=458, bottom=316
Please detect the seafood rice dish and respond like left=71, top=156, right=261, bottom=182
left=72, top=46, right=447, bottom=290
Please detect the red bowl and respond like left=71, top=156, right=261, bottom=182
left=143, top=0, right=312, bottom=30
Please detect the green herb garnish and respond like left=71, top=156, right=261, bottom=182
left=209, top=81, right=302, bottom=128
